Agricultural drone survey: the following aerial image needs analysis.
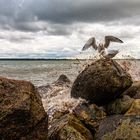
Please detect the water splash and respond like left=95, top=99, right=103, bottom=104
left=41, top=81, right=85, bottom=123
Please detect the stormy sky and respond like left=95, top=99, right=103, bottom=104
left=0, top=0, right=140, bottom=59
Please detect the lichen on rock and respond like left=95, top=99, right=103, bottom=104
left=96, top=115, right=140, bottom=140
left=125, top=99, right=140, bottom=116
left=48, top=114, right=93, bottom=140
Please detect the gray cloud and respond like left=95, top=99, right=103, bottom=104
left=0, top=0, right=140, bottom=33
left=45, top=24, right=73, bottom=36
left=0, top=30, right=35, bottom=43
left=27, top=0, right=140, bottom=24
left=0, top=0, right=140, bottom=59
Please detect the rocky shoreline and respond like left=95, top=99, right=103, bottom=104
left=0, top=77, right=48, bottom=139
left=0, top=59, right=140, bottom=140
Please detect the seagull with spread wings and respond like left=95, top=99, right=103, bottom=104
left=82, top=36, right=123, bottom=59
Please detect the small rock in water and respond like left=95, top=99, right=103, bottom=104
left=71, top=59, right=132, bottom=105
left=54, top=74, right=72, bottom=86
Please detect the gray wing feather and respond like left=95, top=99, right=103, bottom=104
left=82, top=37, right=97, bottom=51
left=104, top=36, right=123, bottom=48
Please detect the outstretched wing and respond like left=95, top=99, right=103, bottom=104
left=82, top=37, right=97, bottom=51
left=104, top=36, right=123, bottom=48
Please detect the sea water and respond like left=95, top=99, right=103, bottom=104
left=0, top=60, right=139, bottom=86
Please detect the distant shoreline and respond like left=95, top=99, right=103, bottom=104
left=0, top=58, right=139, bottom=61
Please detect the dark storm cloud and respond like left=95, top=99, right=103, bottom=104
left=21, top=0, right=139, bottom=24
left=0, top=0, right=140, bottom=32
left=19, top=0, right=140, bottom=23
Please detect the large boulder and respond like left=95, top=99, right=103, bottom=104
left=0, top=77, right=48, bottom=140
left=95, top=115, right=140, bottom=140
left=48, top=114, right=93, bottom=140
left=71, top=59, right=132, bottom=105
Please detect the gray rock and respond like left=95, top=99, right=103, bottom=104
left=37, top=74, right=72, bottom=98
left=53, top=74, right=72, bottom=86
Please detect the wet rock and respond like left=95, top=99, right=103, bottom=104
left=53, top=74, right=72, bottom=86
left=71, top=59, right=132, bottom=105
left=51, top=110, right=70, bottom=122
left=125, top=99, right=140, bottom=116
left=134, top=92, right=140, bottom=99
left=21, top=118, right=48, bottom=140
left=123, top=81, right=140, bottom=99
left=36, top=84, right=52, bottom=98
left=105, top=95, right=134, bottom=115
left=96, top=115, right=140, bottom=140
left=73, top=102, right=106, bottom=134
left=49, top=74, right=72, bottom=98
left=0, top=77, right=48, bottom=140
left=48, top=114, right=93, bottom=140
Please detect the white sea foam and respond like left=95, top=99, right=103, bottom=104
left=41, top=83, right=85, bottom=122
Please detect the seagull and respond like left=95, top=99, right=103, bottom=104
left=82, top=36, right=123, bottom=59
